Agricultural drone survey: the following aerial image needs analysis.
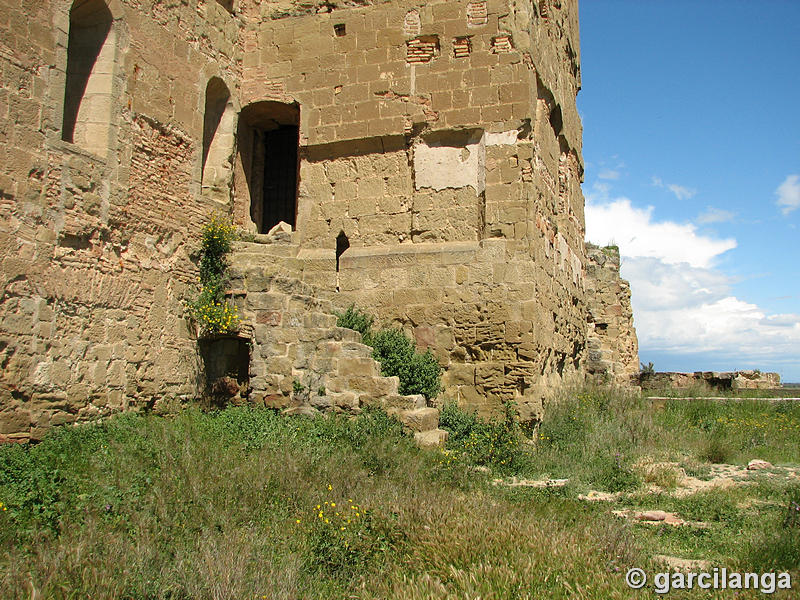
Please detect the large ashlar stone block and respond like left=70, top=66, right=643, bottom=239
left=446, top=362, right=476, bottom=386
left=396, top=407, right=439, bottom=432
left=413, top=129, right=486, bottom=195
left=414, top=428, right=448, bottom=448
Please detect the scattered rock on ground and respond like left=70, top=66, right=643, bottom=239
left=653, top=555, right=713, bottom=572
left=492, top=477, right=569, bottom=488
left=747, top=459, right=773, bottom=470
left=578, top=490, right=621, bottom=502
left=282, top=406, right=319, bottom=417
left=267, top=221, right=293, bottom=236
left=612, top=509, right=707, bottom=528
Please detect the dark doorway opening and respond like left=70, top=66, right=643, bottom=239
left=198, top=336, right=250, bottom=407
left=262, top=125, right=299, bottom=231
left=237, top=102, right=300, bottom=233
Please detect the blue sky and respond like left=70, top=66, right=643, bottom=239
left=578, top=1, right=800, bottom=381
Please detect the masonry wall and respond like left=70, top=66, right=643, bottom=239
left=231, top=0, right=588, bottom=420
left=584, top=244, right=639, bottom=386
left=1, top=0, right=591, bottom=440
left=0, top=0, right=240, bottom=441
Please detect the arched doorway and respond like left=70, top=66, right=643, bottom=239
left=237, top=101, right=300, bottom=233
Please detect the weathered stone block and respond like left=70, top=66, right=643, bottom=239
left=399, top=407, right=439, bottom=432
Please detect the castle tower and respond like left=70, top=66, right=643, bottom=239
left=0, top=0, right=591, bottom=440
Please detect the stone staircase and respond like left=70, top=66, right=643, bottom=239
left=226, top=233, right=447, bottom=448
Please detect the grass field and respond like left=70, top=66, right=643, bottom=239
left=1, top=385, right=798, bottom=598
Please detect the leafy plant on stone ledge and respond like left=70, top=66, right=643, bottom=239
left=335, top=305, right=441, bottom=400
left=185, top=213, right=240, bottom=336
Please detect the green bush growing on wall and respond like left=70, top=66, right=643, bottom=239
left=370, top=328, right=441, bottom=400
left=336, top=307, right=442, bottom=400
left=334, top=304, right=374, bottom=343
left=186, top=213, right=239, bottom=335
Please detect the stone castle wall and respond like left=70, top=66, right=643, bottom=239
left=584, top=244, right=639, bottom=386
left=230, top=0, right=588, bottom=421
left=0, top=0, right=240, bottom=440
left=0, top=0, right=606, bottom=440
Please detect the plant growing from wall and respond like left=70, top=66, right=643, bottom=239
left=334, top=304, right=374, bottom=343
left=370, top=329, right=441, bottom=400
left=335, top=306, right=441, bottom=400
left=186, top=213, right=240, bottom=335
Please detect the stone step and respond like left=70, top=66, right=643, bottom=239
left=269, top=276, right=316, bottom=298
left=228, top=257, right=302, bottom=275
left=379, top=393, right=427, bottom=411
left=392, top=406, right=440, bottom=432
left=303, top=311, right=338, bottom=329
left=244, top=291, right=289, bottom=311
left=335, top=356, right=380, bottom=377
left=231, top=243, right=448, bottom=452
left=414, top=428, right=449, bottom=448
left=316, top=330, right=365, bottom=347
left=328, top=374, right=399, bottom=397
left=229, top=266, right=305, bottom=292
left=310, top=391, right=359, bottom=412
left=287, top=293, right=333, bottom=314
left=231, top=240, right=300, bottom=257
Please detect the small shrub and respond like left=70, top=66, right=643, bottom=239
left=198, top=212, right=237, bottom=283
left=186, top=278, right=239, bottom=335
left=750, top=484, right=800, bottom=570
left=439, top=401, right=525, bottom=472
left=335, top=310, right=442, bottom=400
left=636, top=460, right=680, bottom=489
left=302, top=487, right=404, bottom=579
left=186, top=213, right=240, bottom=335
left=699, top=434, right=734, bottom=464
left=674, top=490, right=739, bottom=524
left=334, top=304, right=374, bottom=342
left=370, top=328, right=441, bottom=400
left=587, top=452, right=639, bottom=492
left=784, top=487, right=800, bottom=530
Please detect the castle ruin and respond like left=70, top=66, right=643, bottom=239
left=0, top=0, right=638, bottom=442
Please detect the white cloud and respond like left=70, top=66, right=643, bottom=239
left=667, top=184, right=696, bottom=201
left=598, top=169, right=620, bottom=180
left=651, top=176, right=696, bottom=200
left=586, top=195, right=800, bottom=371
left=697, top=207, right=736, bottom=225
left=585, top=197, right=736, bottom=268
left=621, top=257, right=730, bottom=311
left=760, top=313, right=800, bottom=328
left=633, top=294, right=800, bottom=358
left=776, top=174, right=800, bottom=215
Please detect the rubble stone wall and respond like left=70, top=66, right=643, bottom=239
left=642, top=371, right=781, bottom=392
left=0, top=0, right=239, bottom=441
left=584, top=244, right=639, bottom=386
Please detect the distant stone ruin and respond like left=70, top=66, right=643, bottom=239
left=0, top=0, right=638, bottom=442
left=584, top=244, right=639, bottom=386
left=641, top=370, right=781, bottom=392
